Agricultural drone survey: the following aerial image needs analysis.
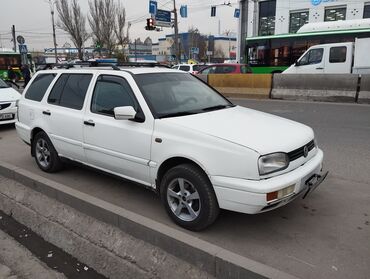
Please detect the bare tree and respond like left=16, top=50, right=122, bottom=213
left=114, top=2, right=129, bottom=48
left=56, top=0, right=89, bottom=60
left=89, top=0, right=118, bottom=55
left=188, top=27, right=207, bottom=61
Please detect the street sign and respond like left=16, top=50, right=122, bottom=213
left=180, top=5, right=188, bottom=18
left=191, top=47, right=199, bottom=54
left=18, top=44, right=28, bottom=54
left=155, top=9, right=171, bottom=23
left=149, top=0, right=157, bottom=15
left=17, top=35, right=25, bottom=45
left=234, top=9, right=240, bottom=18
left=206, top=51, right=213, bottom=56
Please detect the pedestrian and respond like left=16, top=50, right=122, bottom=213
left=21, top=64, right=31, bottom=88
left=6, top=66, right=19, bottom=89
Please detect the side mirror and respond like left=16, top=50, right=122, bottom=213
left=295, top=60, right=300, bottom=67
left=114, top=106, right=136, bottom=120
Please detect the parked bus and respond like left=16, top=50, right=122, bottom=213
left=246, top=19, right=370, bottom=74
left=0, top=51, right=34, bottom=80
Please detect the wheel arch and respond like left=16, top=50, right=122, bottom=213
left=156, top=156, right=209, bottom=193
left=30, top=127, right=46, bottom=157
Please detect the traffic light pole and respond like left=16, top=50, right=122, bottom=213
left=49, top=0, right=58, bottom=63
left=173, top=0, right=180, bottom=64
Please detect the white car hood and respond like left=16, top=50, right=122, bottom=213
left=163, top=106, right=313, bottom=155
left=0, top=87, right=20, bottom=102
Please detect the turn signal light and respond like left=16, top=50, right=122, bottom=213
left=266, top=185, right=295, bottom=202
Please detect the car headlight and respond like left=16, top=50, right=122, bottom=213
left=258, top=152, right=289, bottom=175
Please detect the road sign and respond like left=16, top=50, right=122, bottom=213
left=17, top=35, right=25, bottom=45
left=234, top=9, right=240, bottom=18
left=18, top=44, right=28, bottom=54
left=155, top=9, right=171, bottom=23
left=180, top=5, right=188, bottom=18
left=191, top=47, right=199, bottom=54
left=149, top=0, right=157, bottom=15
left=206, top=51, right=213, bottom=56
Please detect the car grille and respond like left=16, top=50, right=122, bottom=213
left=288, top=140, right=315, bottom=162
left=0, top=103, right=11, bottom=110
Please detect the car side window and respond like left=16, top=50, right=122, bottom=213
left=48, top=74, right=92, bottom=110
left=201, top=66, right=216, bottom=74
left=179, top=65, right=191, bottom=72
left=299, top=48, right=323, bottom=65
left=215, top=66, right=235, bottom=74
left=91, top=75, right=137, bottom=117
left=25, top=74, right=56, bottom=102
left=329, top=46, right=347, bottom=63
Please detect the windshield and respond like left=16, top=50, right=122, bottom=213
left=0, top=79, right=9, bottom=88
left=135, top=73, right=233, bottom=118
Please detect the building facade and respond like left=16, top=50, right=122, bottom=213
left=246, top=0, right=370, bottom=37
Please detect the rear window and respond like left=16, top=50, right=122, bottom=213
left=25, top=74, right=56, bottom=102
left=215, top=66, right=236, bottom=74
left=47, top=74, right=92, bottom=110
left=329, top=46, right=347, bottom=63
left=193, top=65, right=205, bottom=72
left=179, top=65, right=191, bottom=72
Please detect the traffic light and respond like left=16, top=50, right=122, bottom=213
left=146, top=18, right=156, bottom=30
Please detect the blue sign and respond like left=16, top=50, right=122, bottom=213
left=155, top=9, right=171, bottom=23
left=234, top=8, right=240, bottom=18
left=311, top=0, right=322, bottom=5
left=18, top=44, right=28, bottom=54
left=191, top=47, right=199, bottom=54
left=180, top=5, right=188, bottom=18
left=149, top=0, right=157, bottom=15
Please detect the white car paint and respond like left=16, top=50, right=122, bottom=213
left=16, top=68, right=324, bottom=216
left=0, top=85, right=20, bottom=125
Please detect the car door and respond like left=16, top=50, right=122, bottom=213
left=45, top=73, right=93, bottom=161
left=83, top=73, right=153, bottom=185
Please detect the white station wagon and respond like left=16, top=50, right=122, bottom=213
left=16, top=66, right=327, bottom=230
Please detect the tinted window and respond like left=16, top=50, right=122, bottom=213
left=91, top=75, right=137, bottom=116
left=25, top=74, right=56, bottom=102
left=324, top=7, right=346, bottom=21
left=299, top=48, right=323, bottom=65
left=215, top=66, right=236, bottom=74
left=0, top=79, right=9, bottom=88
left=364, top=5, right=370, bottom=18
left=259, top=0, right=276, bottom=36
left=289, top=11, right=309, bottom=33
left=59, top=74, right=92, bottom=110
left=329, top=46, right=347, bottom=63
left=193, top=65, right=205, bottom=71
left=47, top=74, right=69, bottom=104
left=179, top=65, right=191, bottom=72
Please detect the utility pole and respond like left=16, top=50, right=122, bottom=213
left=173, top=0, right=180, bottom=63
left=49, top=0, right=58, bottom=63
left=11, top=25, right=16, bottom=52
left=237, top=0, right=248, bottom=63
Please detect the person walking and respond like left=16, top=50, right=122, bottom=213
left=21, top=64, right=31, bottom=88
left=6, top=66, right=20, bottom=89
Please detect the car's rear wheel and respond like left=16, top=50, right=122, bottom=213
left=33, top=131, right=62, bottom=173
left=160, top=164, right=219, bottom=231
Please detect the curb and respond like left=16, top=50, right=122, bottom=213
left=0, top=160, right=297, bottom=279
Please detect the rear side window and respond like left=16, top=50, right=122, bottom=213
left=91, top=75, right=137, bottom=116
left=48, top=74, right=92, bottom=110
left=25, top=74, right=56, bottom=102
left=329, top=46, right=347, bottom=63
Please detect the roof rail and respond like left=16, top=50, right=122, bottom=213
left=117, top=62, right=171, bottom=68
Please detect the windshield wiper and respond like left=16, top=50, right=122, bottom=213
left=202, top=104, right=234, bottom=112
left=0, top=86, right=9, bottom=88
left=159, top=111, right=199, bottom=119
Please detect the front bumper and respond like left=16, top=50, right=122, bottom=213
left=211, top=149, right=326, bottom=214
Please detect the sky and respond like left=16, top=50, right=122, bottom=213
left=0, top=0, right=240, bottom=51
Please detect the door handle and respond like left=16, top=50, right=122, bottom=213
left=84, top=120, right=95, bottom=127
left=42, top=110, right=51, bottom=116
left=316, top=67, right=324, bottom=70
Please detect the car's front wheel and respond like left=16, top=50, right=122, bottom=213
left=33, top=131, right=63, bottom=173
left=160, top=164, right=219, bottom=231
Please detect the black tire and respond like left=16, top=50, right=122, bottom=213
left=32, top=131, right=63, bottom=173
left=160, top=164, right=219, bottom=231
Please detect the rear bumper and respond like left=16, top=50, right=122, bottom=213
left=211, top=149, right=325, bottom=214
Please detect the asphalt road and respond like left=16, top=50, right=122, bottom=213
left=0, top=99, right=369, bottom=279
